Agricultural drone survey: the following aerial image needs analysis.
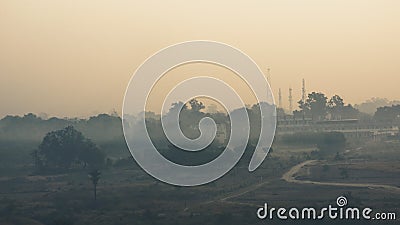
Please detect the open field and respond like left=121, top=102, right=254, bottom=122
left=0, top=142, right=399, bottom=225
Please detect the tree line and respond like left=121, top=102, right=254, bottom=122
left=290, top=92, right=360, bottom=121
left=6, top=96, right=398, bottom=172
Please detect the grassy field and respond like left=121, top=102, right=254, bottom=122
left=0, top=141, right=399, bottom=225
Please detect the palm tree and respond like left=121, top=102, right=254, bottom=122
left=88, top=169, right=101, bottom=201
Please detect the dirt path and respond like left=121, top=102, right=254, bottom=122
left=183, top=180, right=269, bottom=211
left=219, top=181, right=269, bottom=202
left=282, top=160, right=400, bottom=194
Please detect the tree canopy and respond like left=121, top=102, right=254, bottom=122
left=295, top=92, right=360, bottom=121
left=34, top=126, right=105, bottom=170
left=374, top=105, right=400, bottom=121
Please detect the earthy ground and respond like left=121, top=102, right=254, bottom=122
left=0, top=144, right=399, bottom=225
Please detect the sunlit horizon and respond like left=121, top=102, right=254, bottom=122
left=1, top=0, right=400, bottom=118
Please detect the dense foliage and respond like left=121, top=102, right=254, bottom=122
left=33, top=126, right=105, bottom=170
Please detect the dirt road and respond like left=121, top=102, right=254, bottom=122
left=282, top=160, right=400, bottom=194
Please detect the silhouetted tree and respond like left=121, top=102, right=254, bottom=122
left=297, top=92, right=328, bottom=120
left=167, top=99, right=207, bottom=139
left=306, top=92, right=328, bottom=120
left=88, top=169, right=101, bottom=201
left=35, top=126, right=105, bottom=170
left=297, top=99, right=310, bottom=119
left=374, top=105, right=400, bottom=122
left=189, top=99, right=205, bottom=112
left=329, top=95, right=344, bottom=108
left=328, top=95, right=344, bottom=119
left=328, top=95, right=360, bottom=120
left=341, top=104, right=360, bottom=119
left=78, top=141, right=105, bottom=169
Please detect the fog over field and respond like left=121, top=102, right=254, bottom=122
left=1, top=1, right=400, bottom=224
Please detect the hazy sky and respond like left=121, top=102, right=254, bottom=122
left=1, top=0, right=399, bottom=118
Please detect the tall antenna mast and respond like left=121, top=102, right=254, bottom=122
left=302, top=78, right=306, bottom=102
left=289, top=87, right=293, bottom=114
left=266, top=67, right=272, bottom=101
left=278, top=88, right=282, bottom=109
